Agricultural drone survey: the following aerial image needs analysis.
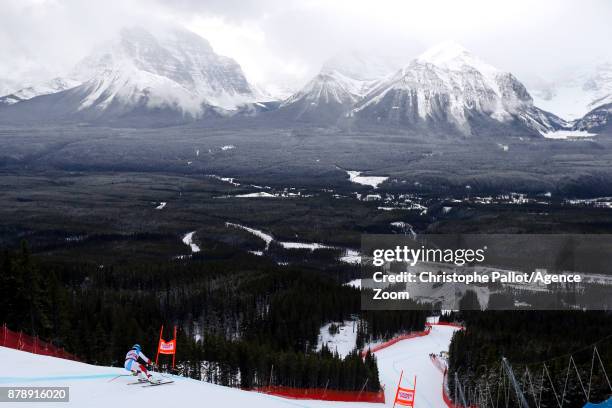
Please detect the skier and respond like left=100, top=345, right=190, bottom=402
left=124, top=344, right=156, bottom=382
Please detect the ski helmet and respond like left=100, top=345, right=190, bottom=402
left=132, top=344, right=141, bottom=352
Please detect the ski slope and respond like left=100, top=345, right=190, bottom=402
left=0, top=325, right=457, bottom=407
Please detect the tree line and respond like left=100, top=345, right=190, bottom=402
left=442, top=295, right=612, bottom=407
left=0, top=242, right=426, bottom=392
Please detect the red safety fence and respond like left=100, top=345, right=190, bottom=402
left=361, top=326, right=431, bottom=357
left=0, top=323, right=80, bottom=361
left=256, top=385, right=385, bottom=403
left=431, top=322, right=465, bottom=329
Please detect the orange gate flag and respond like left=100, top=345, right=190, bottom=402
left=393, top=371, right=416, bottom=408
left=155, top=325, right=177, bottom=369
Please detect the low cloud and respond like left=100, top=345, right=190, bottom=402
left=1, top=0, right=611, bottom=94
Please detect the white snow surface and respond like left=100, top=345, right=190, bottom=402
left=317, top=320, right=359, bottom=358
left=351, top=41, right=561, bottom=135
left=0, top=347, right=321, bottom=408
left=0, top=324, right=457, bottom=407
left=528, top=61, right=612, bottom=120
left=282, top=52, right=403, bottom=108
left=371, top=325, right=458, bottom=407
left=0, top=77, right=80, bottom=105
left=339, top=249, right=361, bottom=264
left=225, top=222, right=274, bottom=249
left=279, top=242, right=332, bottom=250
left=542, top=130, right=597, bottom=139
left=181, top=231, right=201, bottom=253
left=346, top=171, right=388, bottom=189
left=281, top=70, right=370, bottom=107
left=344, top=279, right=362, bottom=289
left=234, top=192, right=275, bottom=198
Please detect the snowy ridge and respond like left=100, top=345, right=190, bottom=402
left=281, top=70, right=369, bottom=107
left=277, top=52, right=398, bottom=121
left=0, top=77, right=80, bottom=105
left=278, top=41, right=566, bottom=136
left=352, top=42, right=564, bottom=135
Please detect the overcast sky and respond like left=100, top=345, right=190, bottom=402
left=1, top=0, right=612, bottom=94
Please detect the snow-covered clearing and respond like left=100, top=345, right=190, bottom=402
left=0, top=324, right=457, bottom=407
left=181, top=231, right=201, bottom=253
left=344, top=279, right=361, bottom=289
left=542, top=130, right=597, bottom=139
left=346, top=171, right=388, bottom=189
left=317, top=320, right=359, bottom=358
left=279, top=242, right=333, bottom=250
left=207, top=174, right=241, bottom=186
left=339, top=249, right=361, bottom=264
left=235, top=192, right=275, bottom=198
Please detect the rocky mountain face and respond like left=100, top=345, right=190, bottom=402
left=573, top=102, right=612, bottom=134
left=0, top=26, right=258, bottom=125
left=273, top=52, right=400, bottom=123
left=0, top=36, right=600, bottom=135
left=277, top=42, right=565, bottom=136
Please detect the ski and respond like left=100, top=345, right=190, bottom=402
left=127, top=380, right=150, bottom=385
left=142, top=380, right=174, bottom=387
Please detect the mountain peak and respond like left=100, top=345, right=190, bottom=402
left=417, top=41, right=499, bottom=75
left=320, top=51, right=402, bottom=81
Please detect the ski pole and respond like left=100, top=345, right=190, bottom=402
left=108, top=374, right=133, bottom=382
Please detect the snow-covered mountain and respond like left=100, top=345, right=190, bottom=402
left=0, top=77, right=80, bottom=105
left=528, top=62, right=612, bottom=121
left=573, top=102, right=612, bottom=134
left=351, top=42, right=566, bottom=136
left=0, top=26, right=258, bottom=125
left=276, top=52, right=401, bottom=123
left=275, top=43, right=564, bottom=135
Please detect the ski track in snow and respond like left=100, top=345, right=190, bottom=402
left=0, top=324, right=457, bottom=407
left=225, top=222, right=360, bottom=264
